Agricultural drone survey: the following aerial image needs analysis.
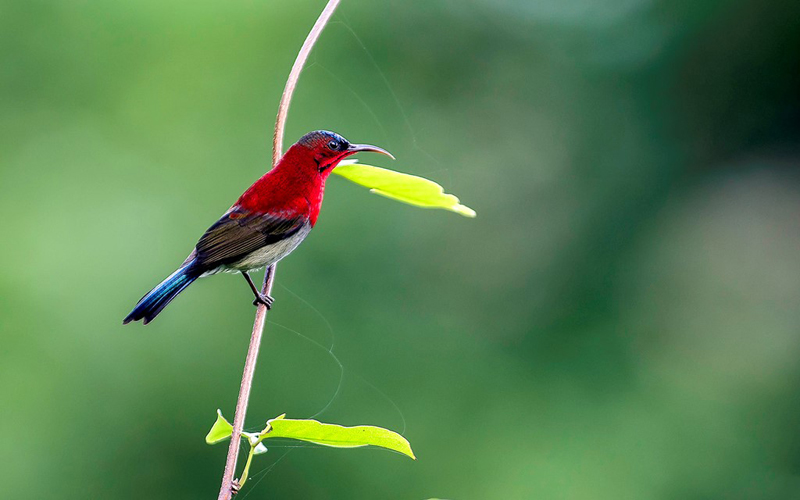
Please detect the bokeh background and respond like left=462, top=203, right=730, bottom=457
left=2, top=0, right=800, bottom=498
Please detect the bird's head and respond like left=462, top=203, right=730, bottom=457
left=295, top=130, right=394, bottom=174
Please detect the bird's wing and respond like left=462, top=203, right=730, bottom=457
left=192, top=207, right=307, bottom=270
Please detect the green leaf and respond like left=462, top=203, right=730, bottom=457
left=205, top=409, right=233, bottom=444
left=333, top=161, right=476, bottom=218
left=205, top=411, right=414, bottom=461
left=204, top=410, right=268, bottom=452
left=262, top=416, right=416, bottom=460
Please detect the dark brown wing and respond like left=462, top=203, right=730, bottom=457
left=192, top=207, right=306, bottom=271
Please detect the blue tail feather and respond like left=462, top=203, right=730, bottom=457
left=123, top=266, right=199, bottom=325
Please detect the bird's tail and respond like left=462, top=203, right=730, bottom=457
left=123, top=265, right=199, bottom=325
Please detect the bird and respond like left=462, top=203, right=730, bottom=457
left=123, top=130, right=393, bottom=325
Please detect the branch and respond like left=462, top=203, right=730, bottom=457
left=217, top=1, right=341, bottom=499
left=216, top=266, right=274, bottom=500
left=273, top=0, right=341, bottom=165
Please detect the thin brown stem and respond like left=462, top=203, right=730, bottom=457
left=274, top=0, right=341, bottom=165
left=217, top=1, right=341, bottom=499
left=217, top=265, right=275, bottom=500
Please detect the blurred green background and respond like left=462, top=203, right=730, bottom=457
left=2, top=0, right=800, bottom=498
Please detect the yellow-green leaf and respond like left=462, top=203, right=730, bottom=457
left=263, top=417, right=416, bottom=460
left=204, top=410, right=268, bottom=454
left=333, top=161, right=476, bottom=218
left=205, top=409, right=233, bottom=444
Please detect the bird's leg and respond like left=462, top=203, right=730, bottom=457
left=242, top=271, right=274, bottom=309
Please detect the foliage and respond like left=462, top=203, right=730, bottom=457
left=334, top=161, right=476, bottom=217
left=206, top=410, right=414, bottom=490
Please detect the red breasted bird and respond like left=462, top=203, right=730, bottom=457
left=124, top=130, right=393, bottom=325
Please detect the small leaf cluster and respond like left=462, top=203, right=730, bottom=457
left=206, top=410, right=414, bottom=492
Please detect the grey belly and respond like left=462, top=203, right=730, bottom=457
left=215, top=223, right=312, bottom=274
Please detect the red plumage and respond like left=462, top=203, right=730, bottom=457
left=124, top=130, right=392, bottom=324
left=237, top=141, right=330, bottom=226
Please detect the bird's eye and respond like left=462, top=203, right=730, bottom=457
left=327, top=140, right=340, bottom=151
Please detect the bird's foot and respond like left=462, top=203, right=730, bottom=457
left=253, top=292, right=274, bottom=310
left=231, top=478, right=241, bottom=496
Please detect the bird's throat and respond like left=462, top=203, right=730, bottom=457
left=236, top=161, right=328, bottom=226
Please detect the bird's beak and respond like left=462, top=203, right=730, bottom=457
left=346, top=143, right=395, bottom=160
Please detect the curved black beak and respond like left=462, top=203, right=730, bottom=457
left=347, top=143, right=395, bottom=160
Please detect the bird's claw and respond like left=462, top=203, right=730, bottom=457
left=231, top=479, right=241, bottom=496
left=253, top=293, right=274, bottom=310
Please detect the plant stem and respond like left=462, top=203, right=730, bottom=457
left=216, top=1, right=341, bottom=498
left=273, top=0, right=341, bottom=165
left=217, top=265, right=274, bottom=500
left=237, top=433, right=258, bottom=488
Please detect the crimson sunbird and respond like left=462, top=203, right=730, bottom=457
left=124, top=130, right=393, bottom=325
